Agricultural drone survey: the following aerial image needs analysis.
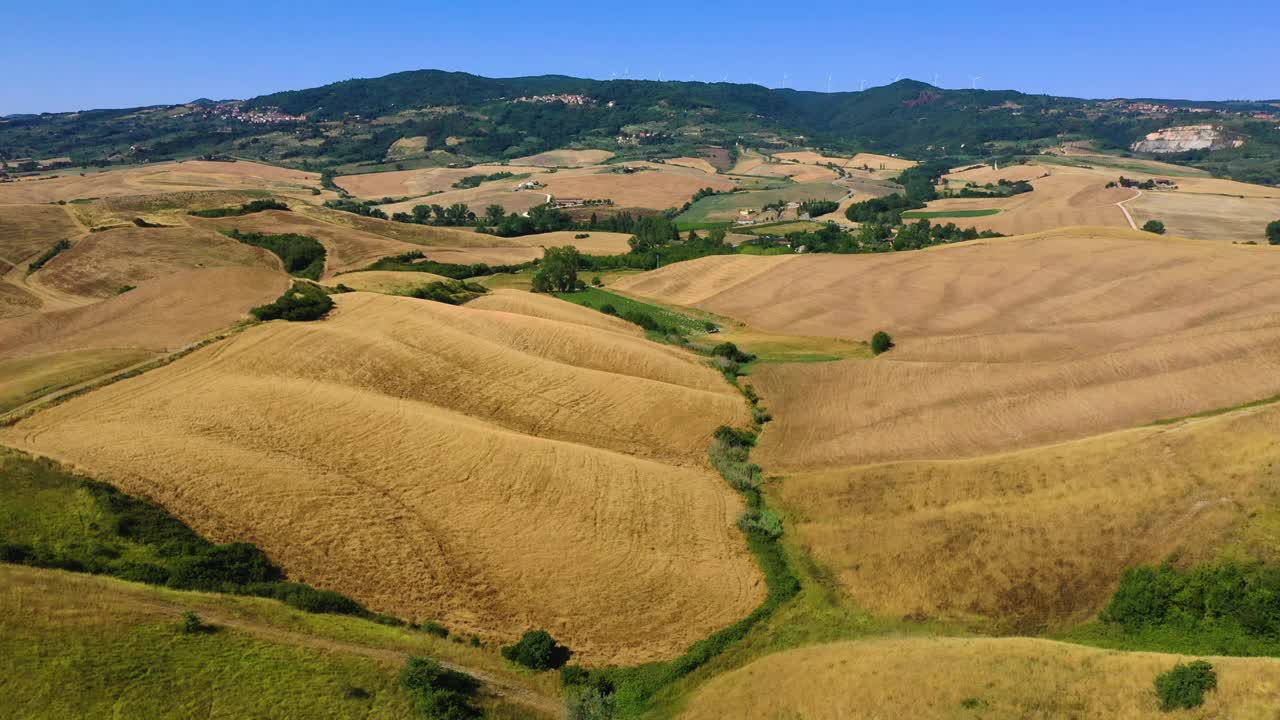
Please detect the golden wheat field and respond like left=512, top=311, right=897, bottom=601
left=681, top=637, right=1280, bottom=720
left=466, top=289, right=643, bottom=334
left=1129, top=185, right=1280, bottom=244
left=190, top=209, right=421, bottom=276
left=507, top=149, right=615, bottom=167
left=0, top=160, right=328, bottom=205
left=29, top=225, right=275, bottom=299
left=618, top=228, right=1280, bottom=468
left=0, top=204, right=83, bottom=265
left=0, top=267, right=286, bottom=360
left=320, top=270, right=448, bottom=293
left=778, top=401, right=1280, bottom=631
left=662, top=157, right=720, bottom=175
left=376, top=185, right=549, bottom=218
left=922, top=167, right=1134, bottom=235
left=2, top=292, right=762, bottom=663
left=334, top=164, right=549, bottom=199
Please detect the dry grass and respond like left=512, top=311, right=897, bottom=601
left=663, top=157, right=720, bottom=175
left=30, top=225, right=275, bottom=299
left=619, top=228, right=1280, bottom=468
left=0, top=204, right=83, bottom=264
left=0, top=281, right=40, bottom=319
left=334, top=164, right=548, bottom=199
left=0, top=160, right=328, bottom=205
left=377, top=185, right=548, bottom=217
left=0, top=348, right=154, bottom=412
left=321, top=270, right=447, bottom=293
left=1130, top=187, right=1280, bottom=245
left=922, top=166, right=1133, bottom=235
left=681, top=637, right=1280, bottom=719
left=777, top=402, right=1280, bottom=631
left=2, top=292, right=761, bottom=664
left=537, top=164, right=737, bottom=210
left=0, top=267, right=286, bottom=360
left=190, top=209, right=422, bottom=276
left=467, top=289, right=642, bottom=334
left=508, top=149, right=615, bottom=167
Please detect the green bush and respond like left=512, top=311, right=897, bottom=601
left=251, top=282, right=334, bottom=322
left=501, top=630, right=571, bottom=670
left=226, top=229, right=325, bottom=279
left=181, top=610, right=204, bottom=634
left=736, top=508, right=783, bottom=539
left=711, top=342, right=755, bottom=364
left=421, top=621, right=449, bottom=638
left=1267, top=220, right=1280, bottom=245
left=871, top=330, right=893, bottom=355
left=714, top=425, right=757, bottom=448
left=599, top=303, right=617, bottom=315
left=189, top=198, right=289, bottom=218
left=1142, top=219, right=1167, bottom=235
left=400, top=657, right=481, bottom=719
left=406, top=280, right=488, bottom=305
left=1154, top=660, right=1216, bottom=711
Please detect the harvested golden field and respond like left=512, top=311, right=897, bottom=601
left=292, top=204, right=484, bottom=247
left=0, top=282, right=40, bottom=319
left=334, top=164, right=547, bottom=199
left=536, top=165, right=736, bottom=210
left=0, top=204, right=82, bottom=264
left=618, top=229, right=1280, bottom=468
left=920, top=167, right=1133, bottom=235
left=3, top=292, right=760, bottom=663
left=30, top=225, right=275, bottom=299
left=663, top=157, right=719, bottom=175
left=0, top=160, right=328, bottom=205
left=0, top=267, right=286, bottom=360
left=1131, top=190, right=1280, bottom=245
left=778, top=401, right=1280, bottom=630
left=508, top=149, right=614, bottom=167
left=0, top=348, right=154, bottom=413
left=190, top=209, right=421, bottom=276
left=377, top=185, right=548, bottom=218
left=321, top=270, right=447, bottom=293
left=944, top=162, right=1052, bottom=185
left=467, top=289, right=641, bottom=334
left=681, top=637, right=1280, bottom=719
left=743, top=161, right=838, bottom=183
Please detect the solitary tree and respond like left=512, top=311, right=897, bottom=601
left=532, top=245, right=580, bottom=293
left=1267, top=219, right=1280, bottom=245
left=871, top=331, right=893, bottom=355
left=1142, top=220, right=1166, bottom=235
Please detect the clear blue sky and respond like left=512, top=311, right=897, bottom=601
left=6, top=0, right=1277, bottom=114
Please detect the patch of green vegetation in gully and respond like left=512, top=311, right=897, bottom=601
left=0, top=447, right=395, bottom=624
left=553, top=287, right=709, bottom=336
left=900, top=209, right=1001, bottom=219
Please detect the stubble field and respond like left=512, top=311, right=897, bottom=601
left=2, top=292, right=762, bottom=664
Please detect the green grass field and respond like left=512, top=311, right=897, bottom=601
left=554, top=287, right=711, bottom=335
left=676, top=183, right=846, bottom=225
left=901, top=209, right=1001, bottom=219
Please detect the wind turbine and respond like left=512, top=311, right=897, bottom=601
left=860, top=79, right=867, bottom=91
left=827, top=72, right=832, bottom=93
left=932, top=72, right=940, bottom=86
left=970, top=75, right=983, bottom=89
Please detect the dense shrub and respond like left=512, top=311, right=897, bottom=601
left=599, top=303, right=617, bottom=315
left=365, top=250, right=529, bottom=279
left=711, top=342, right=755, bottom=364
left=501, top=630, right=572, bottom=670
left=251, top=282, right=334, bottom=322
left=715, top=425, right=757, bottom=449
left=406, top=280, right=488, bottom=305
left=798, top=199, right=839, bottom=217
left=1154, top=661, right=1216, bottom=711
left=226, top=229, right=325, bottom=279
left=400, top=657, right=481, bottom=719
left=1266, top=220, right=1280, bottom=245
left=1142, top=219, right=1167, bottom=234
left=532, top=246, right=579, bottom=293
left=181, top=610, right=205, bottom=634
left=189, top=198, right=289, bottom=218
left=871, top=331, right=893, bottom=355
left=736, top=508, right=784, bottom=539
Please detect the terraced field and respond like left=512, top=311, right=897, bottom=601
left=2, top=292, right=761, bottom=664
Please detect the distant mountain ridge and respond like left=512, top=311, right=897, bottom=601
left=2, top=69, right=1277, bottom=185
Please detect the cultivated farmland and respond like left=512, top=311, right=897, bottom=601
left=2, top=292, right=761, bottom=664
left=681, top=637, right=1280, bottom=719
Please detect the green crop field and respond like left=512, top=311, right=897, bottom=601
left=554, top=287, right=711, bottom=334
left=901, top=209, right=1001, bottom=219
